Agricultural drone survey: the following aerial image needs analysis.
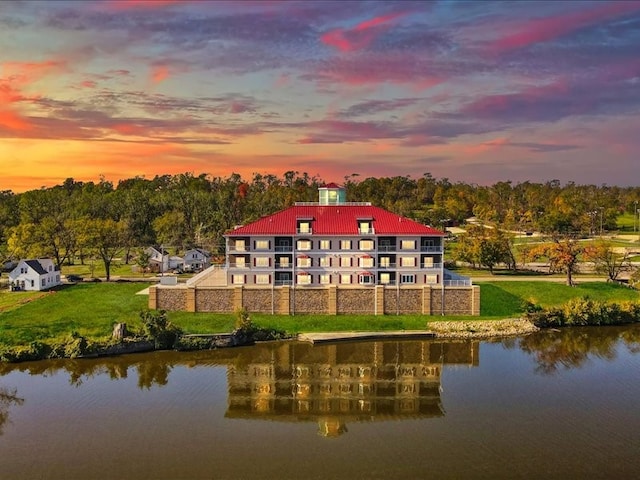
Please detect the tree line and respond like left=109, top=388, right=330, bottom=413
left=1, top=171, right=639, bottom=280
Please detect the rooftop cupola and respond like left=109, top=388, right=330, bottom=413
left=318, top=183, right=346, bottom=205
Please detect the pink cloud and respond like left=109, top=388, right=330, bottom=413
left=464, top=138, right=509, bottom=155
left=101, top=0, right=186, bottom=10
left=0, top=60, right=67, bottom=132
left=321, top=12, right=408, bottom=52
left=487, top=2, right=640, bottom=54
left=308, top=53, right=444, bottom=89
left=0, top=110, right=33, bottom=131
left=151, top=65, right=170, bottom=84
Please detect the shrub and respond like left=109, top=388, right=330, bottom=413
left=139, top=310, right=182, bottom=349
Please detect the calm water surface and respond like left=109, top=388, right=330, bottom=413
left=1, top=325, right=639, bottom=480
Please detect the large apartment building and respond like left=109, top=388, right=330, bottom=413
left=224, top=184, right=467, bottom=288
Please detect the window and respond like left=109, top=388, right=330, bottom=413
left=235, top=239, right=246, bottom=251
left=298, top=222, right=310, bottom=233
left=426, top=274, right=438, bottom=284
left=379, top=257, right=391, bottom=268
left=235, top=257, right=246, bottom=268
left=400, top=274, right=415, bottom=284
left=232, top=274, right=245, bottom=285
left=359, top=274, right=374, bottom=285
left=359, top=256, right=374, bottom=268
left=359, top=239, right=374, bottom=250
left=297, top=273, right=312, bottom=285
left=255, top=274, right=270, bottom=285
left=340, top=240, right=351, bottom=250
left=340, top=274, right=352, bottom=284
left=319, top=256, right=331, bottom=267
left=423, top=257, right=434, bottom=267
left=319, top=240, right=331, bottom=250
left=255, top=240, right=269, bottom=249
left=340, top=256, right=352, bottom=267
left=401, top=240, right=416, bottom=250
left=278, top=257, right=289, bottom=268
left=380, top=273, right=391, bottom=284
left=359, top=221, right=371, bottom=234
left=255, top=257, right=270, bottom=267
left=297, top=239, right=311, bottom=250
left=297, top=256, right=311, bottom=268
left=42, top=279, right=46, bottom=287
left=400, top=257, right=416, bottom=267
left=320, top=274, right=331, bottom=285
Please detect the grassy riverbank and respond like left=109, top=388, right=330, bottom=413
left=1, top=280, right=639, bottom=349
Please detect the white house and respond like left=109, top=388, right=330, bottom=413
left=145, top=246, right=169, bottom=273
left=183, top=248, right=211, bottom=272
left=8, top=258, right=62, bottom=291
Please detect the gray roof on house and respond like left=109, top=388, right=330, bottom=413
left=25, top=259, right=47, bottom=275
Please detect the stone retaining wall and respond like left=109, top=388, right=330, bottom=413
left=150, top=285, right=479, bottom=315
left=337, top=289, right=375, bottom=314
left=196, top=288, right=234, bottom=313
left=292, top=289, right=329, bottom=314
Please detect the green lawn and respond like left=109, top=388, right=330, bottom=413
left=2, top=280, right=639, bottom=348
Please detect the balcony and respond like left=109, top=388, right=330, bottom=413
left=275, top=245, right=293, bottom=252
left=275, top=263, right=292, bottom=269
left=421, top=263, right=443, bottom=269
left=420, top=246, right=443, bottom=253
left=228, top=245, right=249, bottom=252
left=378, top=245, right=397, bottom=252
left=275, top=280, right=293, bottom=286
left=377, top=263, right=397, bottom=269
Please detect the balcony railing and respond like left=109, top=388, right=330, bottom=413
left=378, top=245, right=397, bottom=252
left=377, top=263, right=397, bottom=269
left=296, top=228, right=312, bottom=234
left=420, top=246, right=443, bottom=252
left=421, top=263, right=443, bottom=269
left=358, top=227, right=375, bottom=235
left=275, top=280, right=293, bottom=286
left=444, top=279, right=472, bottom=286
left=275, top=263, right=292, bottom=269
left=228, top=245, right=249, bottom=252
left=275, top=245, right=293, bottom=252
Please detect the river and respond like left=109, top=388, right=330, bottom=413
left=1, top=325, right=639, bottom=479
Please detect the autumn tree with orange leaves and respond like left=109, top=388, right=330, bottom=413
left=529, top=236, right=584, bottom=286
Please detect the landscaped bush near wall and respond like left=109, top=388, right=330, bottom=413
left=524, top=297, right=640, bottom=328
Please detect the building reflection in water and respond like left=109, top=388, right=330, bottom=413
left=226, top=340, right=479, bottom=437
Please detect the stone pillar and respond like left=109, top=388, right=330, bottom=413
left=422, top=286, right=432, bottom=315
left=233, top=286, right=243, bottom=311
left=187, top=286, right=196, bottom=313
left=472, top=285, right=481, bottom=316
left=279, top=286, right=291, bottom=315
left=375, top=286, right=384, bottom=316
left=328, top=286, right=337, bottom=315
left=148, top=286, right=157, bottom=310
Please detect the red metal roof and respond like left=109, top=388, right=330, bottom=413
left=227, top=205, right=444, bottom=236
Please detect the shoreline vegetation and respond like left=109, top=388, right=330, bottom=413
left=1, top=280, right=639, bottom=362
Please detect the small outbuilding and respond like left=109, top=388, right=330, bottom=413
left=8, top=258, right=62, bottom=291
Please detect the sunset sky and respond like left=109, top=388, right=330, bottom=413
left=1, top=0, right=640, bottom=192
